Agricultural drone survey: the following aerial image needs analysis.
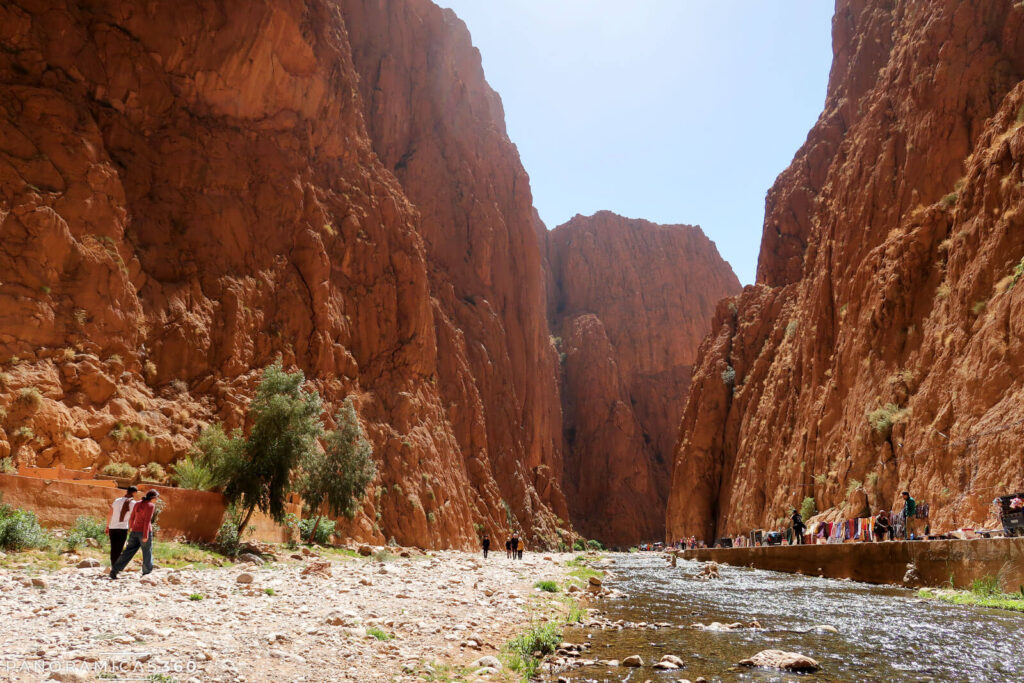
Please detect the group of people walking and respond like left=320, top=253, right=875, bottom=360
left=480, top=534, right=525, bottom=559
left=104, top=486, right=161, bottom=579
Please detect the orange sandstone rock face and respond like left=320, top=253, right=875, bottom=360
left=668, top=0, right=1024, bottom=541
left=0, top=0, right=565, bottom=549
left=549, top=212, right=740, bottom=545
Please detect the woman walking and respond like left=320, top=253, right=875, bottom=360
left=109, top=489, right=159, bottom=579
left=105, top=486, right=138, bottom=568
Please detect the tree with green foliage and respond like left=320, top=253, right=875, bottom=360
left=800, top=496, right=816, bottom=522
left=299, top=398, right=376, bottom=543
left=224, top=360, right=324, bottom=536
left=176, top=423, right=246, bottom=491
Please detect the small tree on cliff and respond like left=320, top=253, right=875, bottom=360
left=298, top=398, right=376, bottom=543
left=225, top=360, right=323, bottom=536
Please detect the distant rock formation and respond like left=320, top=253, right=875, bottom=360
left=548, top=212, right=740, bottom=545
left=668, top=0, right=1024, bottom=541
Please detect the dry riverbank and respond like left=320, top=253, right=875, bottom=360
left=0, top=548, right=588, bottom=682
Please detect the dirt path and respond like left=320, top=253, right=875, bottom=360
left=0, top=549, right=579, bottom=682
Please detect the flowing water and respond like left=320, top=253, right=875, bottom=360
left=546, top=554, right=1024, bottom=682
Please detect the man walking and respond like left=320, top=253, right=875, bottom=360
left=110, top=489, right=159, bottom=579
left=482, top=534, right=490, bottom=559
left=901, top=490, right=917, bottom=539
left=105, top=486, right=138, bottom=567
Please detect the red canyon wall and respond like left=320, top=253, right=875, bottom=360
left=0, top=0, right=567, bottom=549
left=668, top=0, right=1024, bottom=541
left=549, top=212, right=740, bottom=545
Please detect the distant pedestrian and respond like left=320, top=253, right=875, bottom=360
left=110, top=490, right=159, bottom=579
left=791, top=509, right=806, bottom=545
left=105, top=486, right=138, bottom=567
left=482, top=535, right=490, bottom=559
left=505, top=539, right=511, bottom=558
left=517, top=538, right=524, bottom=560
left=510, top=535, right=519, bottom=559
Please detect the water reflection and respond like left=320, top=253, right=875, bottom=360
left=546, top=554, right=1024, bottom=682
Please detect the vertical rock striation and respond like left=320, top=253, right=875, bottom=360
left=549, top=212, right=740, bottom=545
left=668, top=0, right=1024, bottom=541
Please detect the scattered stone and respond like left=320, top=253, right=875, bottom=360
left=77, top=558, right=101, bottom=568
left=622, top=654, right=643, bottom=667
left=238, top=553, right=265, bottom=565
left=31, top=577, right=48, bottom=589
left=588, top=576, right=603, bottom=587
left=738, top=649, right=820, bottom=673
left=358, top=545, right=374, bottom=556
left=811, top=624, right=838, bottom=634
left=236, top=572, right=255, bottom=584
left=653, top=654, right=684, bottom=670
left=472, top=656, right=502, bottom=670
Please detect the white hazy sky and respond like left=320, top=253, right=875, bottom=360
left=434, top=1, right=835, bottom=284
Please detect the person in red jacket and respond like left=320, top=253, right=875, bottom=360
left=109, top=489, right=160, bottom=580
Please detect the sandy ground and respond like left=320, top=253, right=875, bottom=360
left=0, top=549, right=578, bottom=682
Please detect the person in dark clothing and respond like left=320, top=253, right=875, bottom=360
left=110, top=490, right=159, bottom=579
left=790, top=509, right=806, bottom=545
left=902, top=491, right=917, bottom=539
left=505, top=538, right=512, bottom=558
left=482, top=535, right=490, bottom=559
left=105, top=486, right=138, bottom=567
left=510, top=535, right=519, bottom=559
left=874, top=509, right=891, bottom=541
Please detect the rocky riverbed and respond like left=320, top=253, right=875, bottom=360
left=0, top=549, right=583, bottom=682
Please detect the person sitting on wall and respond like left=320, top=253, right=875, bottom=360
left=874, top=509, right=891, bottom=541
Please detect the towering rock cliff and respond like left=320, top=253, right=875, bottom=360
left=0, top=0, right=566, bottom=548
left=549, top=212, right=740, bottom=545
left=668, top=0, right=1024, bottom=541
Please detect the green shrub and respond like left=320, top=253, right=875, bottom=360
left=188, top=593, right=204, bottom=601
left=215, top=505, right=243, bottom=557
left=971, top=575, right=1001, bottom=597
left=845, top=479, right=862, bottom=497
left=65, top=516, right=107, bottom=551
left=0, top=457, right=15, bottom=474
left=721, top=365, right=736, bottom=386
left=867, top=403, right=906, bottom=437
left=572, top=539, right=585, bottom=552
left=800, top=496, right=816, bottom=521
left=504, top=621, right=561, bottom=679
left=141, top=462, right=166, bottom=482
left=0, top=504, right=51, bottom=550
left=298, top=516, right=336, bottom=545
left=102, top=462, right=138, bottom=479
left=171, top=456, right=218, bottom=491
left=586, top=539, right=603, bottom=551
left=534, top=580, right=559, bottom=593
left=940, top=192, right=958, bottom=208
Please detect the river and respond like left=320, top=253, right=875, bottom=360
left=547, top=553, right=1024, bottom=682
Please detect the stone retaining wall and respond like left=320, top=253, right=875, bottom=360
left=677, top=538, right=1024, bottom=591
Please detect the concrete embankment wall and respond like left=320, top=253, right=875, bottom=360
left=678, top=538, right=1024, bottom=591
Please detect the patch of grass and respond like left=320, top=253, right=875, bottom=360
left=373, top=549, right=397, bottom=563
left=0, top=457, right=15, bottom=474
left=151, top=540, right=232, bottom=570
left=503, top=621, right=561, bottom=680
left=940, top=192, right=958, bottom=208
left=141, top=462, right=167, bottom=482
left=15, top=387, right=42, bottom=410
left=101, top=462, right=138, bottom=479
left=845, top=479, right=862, bottom=497
left=936, top=282, right=951, bottom=300
left=971, top=299, right=988, bottom=315
left=919, top=586, right=1024, bottom=613
left=721, top=365, right=736, bottom=387
left=188, top=593, right=204, bottom=601
left=263, top=587, right=275, bottom=596
left=867, top=402, right=907, bottom=437
left=367, top=626, right=394, bottom=641
left=534, top=580, right=559, bottom=593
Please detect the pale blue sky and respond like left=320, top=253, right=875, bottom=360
left=435, top=1, right=835, bottom=284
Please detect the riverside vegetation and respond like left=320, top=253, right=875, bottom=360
left=918, top=575, right=1024, bottom=613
